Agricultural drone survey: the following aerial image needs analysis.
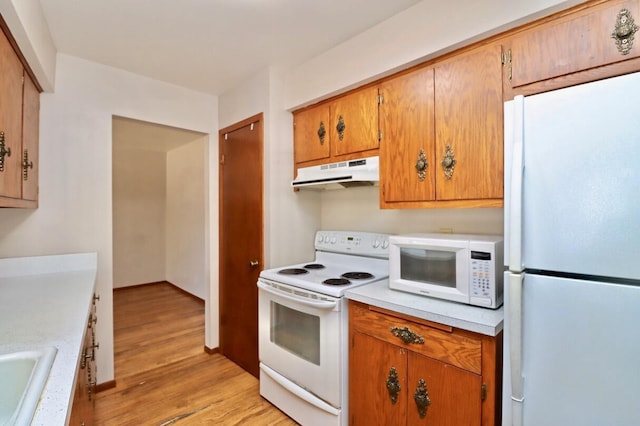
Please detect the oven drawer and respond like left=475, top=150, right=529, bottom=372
left=349, top=301, right=482, bottom=374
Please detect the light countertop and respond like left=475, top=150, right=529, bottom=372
left=0, top=253, right=97, bottom=426
left=345, top=280, right=504, bottom=336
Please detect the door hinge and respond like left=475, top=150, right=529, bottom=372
left=220, top=154, right=225, bottom=165
left=481, top=383, right=488, bottom=401
left=502, top=49, right=512, bottom=81
left=378, top=94, right=384, bottom=105
left=378, top=130, right=383, bottom=142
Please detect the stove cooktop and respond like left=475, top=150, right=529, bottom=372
left=259, top=231, right=390, bottom=298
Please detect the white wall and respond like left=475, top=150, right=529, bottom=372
left=320, top=187, right=504, bottom=235
left=112, top=147, right=167, bottom=287
left=166, top=138, right=207, bottom=299
left=0, top=54, right=218, bottom=384
left=219, top=68, right=321, bottom=268
left=285, top=0, right=584, bottom=109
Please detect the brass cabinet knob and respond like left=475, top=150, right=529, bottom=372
left=612, top=9, right=639, bottom=55
left=415, top=149, right=428, bottom=181
left=441, top=144, right=457, bottom=180
left=414, top=378, right=432, bottom=418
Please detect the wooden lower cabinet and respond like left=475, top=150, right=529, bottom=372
left=70, top=299, right=98, bottom=425
left=349, top=301, right=501, bottom=426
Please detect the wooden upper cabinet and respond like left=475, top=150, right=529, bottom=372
left=380, top=43, right=504, bottom=208
left=0, top=22, right=40, bottom=208
left=330, top=86, right=379, bottom=157
left=511, top=0, right=640, bottom=88
left=293, top=103, right=331, bottom=164
left=435, top=43, right=504, bottom=202
left=0, top=26, right=24, bottom=200
left=379, top=67, right=436, bottom=205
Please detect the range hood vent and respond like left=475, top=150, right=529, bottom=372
left=291, top=156, right=379, bottom=190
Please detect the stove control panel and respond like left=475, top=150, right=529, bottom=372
left=315, top=230, right=390, bottom=258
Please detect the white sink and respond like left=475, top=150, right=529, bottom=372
left=0, top=347, right=57, bottom=426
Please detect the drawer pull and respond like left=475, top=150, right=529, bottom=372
left=386, top=367, right=401, bottom=404
left=414, top=378, right=431, bottom=418
left=390, top=326, right=425, bottom=345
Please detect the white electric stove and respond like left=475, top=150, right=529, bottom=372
left=257, top=230, right=390, bottom=426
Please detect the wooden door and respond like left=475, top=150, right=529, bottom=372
left=219, top=114, right=263, bottom=378
left=379, top=67, right=436, bottom=206
left=407, top=352, right=482, bottom=425
left=331, top=86, right=379, bottom=157
left=350, top=332, right=407, bottom=425
left=0, top=27, right=24, bottom=199
left=22, top=72, right=39, bottom=201
left=435, top=43, right=504, bottom=201
left=293, top=103, right=331, bottom=164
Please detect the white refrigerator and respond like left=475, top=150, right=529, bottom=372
left=503, top=72, right=640, bottom=426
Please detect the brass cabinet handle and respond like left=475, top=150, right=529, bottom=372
left=0, top=131, right=11, bottom=172
left=414, top=378, right=432, bottom=418
left=249, top=260, right=259, bottom=267
left=386, top=367, right=401, bottom=404
left=317, top=121, right=326, bottom=146
left=22, top=150, right=33, bottom=180
left=441, top=144, right=457, bottom=179
left=612, top=9, right=639, bottom=55
left=415, top=149, right=428, bottom=181
left=336, top=115, right=346, bottom=140
left=390, top=326, right=425, bottom=345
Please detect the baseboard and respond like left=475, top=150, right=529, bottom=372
left=95, top=379, right=116, bottom=393
left=114, top=281, right=204, bottom=303
left=204, top=346, right=220, bottom=355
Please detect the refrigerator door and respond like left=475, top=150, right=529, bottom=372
left=517, top=273, right=640, bottom=426
left=506, top=72, right=640, bottom=280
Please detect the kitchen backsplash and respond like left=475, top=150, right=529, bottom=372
left=320, top=186, right=503, bottom=235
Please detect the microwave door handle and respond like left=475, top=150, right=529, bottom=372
left=257, top=281, right=338, bottom=310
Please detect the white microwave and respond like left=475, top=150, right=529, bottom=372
left=389, top=233, right=504, bottom=309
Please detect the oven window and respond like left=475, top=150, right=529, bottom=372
left=400, top=247, right=456, bottom=288
left=270, top=301, right=320, bottom=365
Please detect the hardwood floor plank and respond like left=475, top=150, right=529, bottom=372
left=95, top=282, right=297, bottom=425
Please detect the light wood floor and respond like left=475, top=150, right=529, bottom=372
left=95, top=282, right=297, bottom=425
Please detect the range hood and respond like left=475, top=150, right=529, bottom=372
left=291, top=156, right=379, bottom=190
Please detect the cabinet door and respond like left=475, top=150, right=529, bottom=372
left=435, top=44, right=504, bottom=201
left=0, top=28, right=24, bottom=199
left=293, top=103, right=331, bottom=164
left=407, top=351, right=482, bottom=426
left=22, top=73, right=39, bottom=201
left=511, top=0, right=640, bottom=87
left=331, top=86, right=379, bottom=157
left=350, top=332, right=407, bottom=425
left=379, top=67, right=436, bottom=205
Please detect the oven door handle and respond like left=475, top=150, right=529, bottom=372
left=258, top=281, right=338, bottom=309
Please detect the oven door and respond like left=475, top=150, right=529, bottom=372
left=258, top=278, right=343, bottom=408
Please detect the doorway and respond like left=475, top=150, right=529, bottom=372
left=111, top=116, right=209, bottom=376
left=218, top=113, right=264, bottom=378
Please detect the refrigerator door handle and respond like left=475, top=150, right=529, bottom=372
left=509, top=96, right=525, bottom=272
left=509, top=272, right=524, bottom=426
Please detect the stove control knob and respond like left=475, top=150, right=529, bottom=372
left=373, top=239, right=381, bottom=248
left=317, top=234, right=325, bottom=244
left=330, top=236, right=337, bottom=244
left=382, top=239, right=389, bottom=249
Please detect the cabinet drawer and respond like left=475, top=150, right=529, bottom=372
left=350, top=302, right=482, bottom=374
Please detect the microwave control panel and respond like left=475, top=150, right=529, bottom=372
left=470, top=251, right=493, bottom=299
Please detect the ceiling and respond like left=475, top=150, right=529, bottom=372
left=39, top=0, right=422, bottom=96
left=112, top=116, right=205, bottom=153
